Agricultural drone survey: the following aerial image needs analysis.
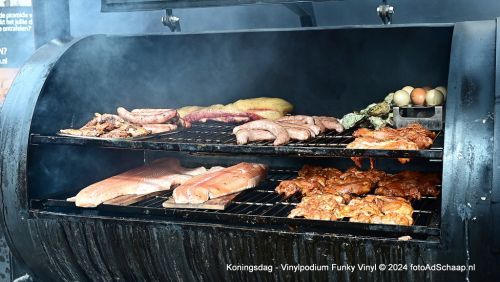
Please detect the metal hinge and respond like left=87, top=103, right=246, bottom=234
left=377, top=0, right=394, bottom=24
left=162, top=9, right=181, bottom=32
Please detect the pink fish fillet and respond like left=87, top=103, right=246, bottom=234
left=70, top=158, right=211, bottom=207
left=170, top=163, right=268, bottom=204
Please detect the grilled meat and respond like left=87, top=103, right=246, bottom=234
left=347, top=137, right=420, bottom=150
left=279, top=165, right=438, bottom=225
left=275, top=178, right=325, bottom=198
left=288, top=194, right=346, bottom=221
left=351, top=123, right=435, bottom=149
left=324, top=180, right=374, bottom=196
left=323, top=167, right=386, bottom=196
left=288, top=193, right=413, bottom=225
left=235, top=129, right=276, bottom=144
left=185, top=109, right=257, bottom=123
left=60, top=113, right=151, bottom=138
left=277, top=121, right=320, bottom=137
left=375, top=171, right=441, bottom=200
left=340, top=195, right=413, bottom=225
left=279, top=125, right=311, bottom=140
left=59, top=128, right=103, bottom=137
left=100, top=129, right=130, bottom=138
left=276, top=166, right=385, bottom=198
left=312, top=116, right=344, bottom=133
left=347, top=123, right=435, bottom=165
left=233, top=115, right=343, bottom=146
left=350, top=212, right=413, bottom=225
left=340, top=167, right=387, bottom=183
left=298, top=165, right=343, bottom=179
left=142, top=123, right=178, bottom=134
left=277, top=115, right=315, bottom=125
left=233, top=120, right=290, bottom=146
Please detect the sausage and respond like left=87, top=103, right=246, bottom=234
left=313, top=116, right=344, bottom=133
left=277, top=121, right=319, bottom=137
left=117, top=107, right=177, bottom=124
left=235, top=129, right=276, bottom=145
left=312, top=117, right=327, bottom=133
left=277, top=115, right=315, bottom=125
left=233, top=120, right=289, bottom=146
left=282, top=127, right=310, bottom=141
left=142, top=124, right=178, bottom=134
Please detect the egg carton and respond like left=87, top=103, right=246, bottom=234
left=393, top=106, right=444, bottom=130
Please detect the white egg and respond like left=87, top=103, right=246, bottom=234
left=393, top=90, right=411, bottom=107
left=435, top=86, right=447, bottom=100
left=426, top=89, right=444, bottom=106
left=402, top=86, right=414, bottom=94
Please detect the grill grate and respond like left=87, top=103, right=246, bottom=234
left=31, top=123, right=444, bottom=159
left=31, top=169, right=441, bottom=239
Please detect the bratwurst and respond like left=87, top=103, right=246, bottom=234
left=233, top=120, right=290, bottom=146
left=235, top=129, right=276, bottom=144
left=142, top=124, right=178, bottom=134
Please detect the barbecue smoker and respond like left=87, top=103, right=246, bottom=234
left=1, top=20, right=499, bottom=281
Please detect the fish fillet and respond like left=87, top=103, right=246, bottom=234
left=171, top=163, right=268, bottom=204
left=71, top=158, right=213, bottom=207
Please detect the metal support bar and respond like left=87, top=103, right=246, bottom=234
left=283, top=2, right=317, bottom=27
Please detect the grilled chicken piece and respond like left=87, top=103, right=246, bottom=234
left=321, top=167, right=386, bottom=196
left=59, top=128, right=103, bottom=137
left=324, top=180, right=374, bottom=196
left=375, top=171, right=441, bottom=200
left=347, top=137, right=418, bottom=166
left=275, top=177, right=325, bottom=198
left=340, top=195, right=413, bottom=225
left=352, top=123, right=435, bottom=149
left=277, top=166, right=384, bottom=198
left=298, top=165, right=343, bottom=179
left=348, top=123, right=436, bottom=166
left=288, top=194, right=346, bottom=221
left=347, top=137, right=420, bottom=150
left=350, top=212, right=413, bottom=226
left=60, top=113, right=151, bottom=138
left=100, top=129, right=130, bottom=138
left=339, top=167, right=386, bottom=183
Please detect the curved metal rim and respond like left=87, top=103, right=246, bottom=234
left=0, top=36, right=90, bottom=280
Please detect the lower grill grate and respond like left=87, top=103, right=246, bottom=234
left=31, top=170, right=441, bottom=240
